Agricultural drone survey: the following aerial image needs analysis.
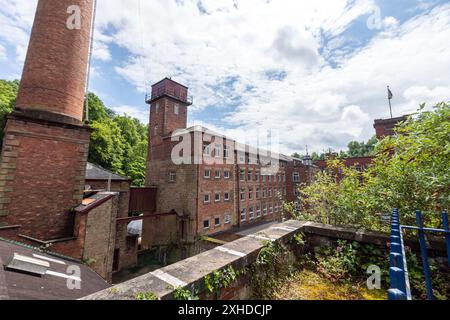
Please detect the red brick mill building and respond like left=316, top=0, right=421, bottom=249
left=142, top=78, right=319, bottom=249
left=0, top=0, right=408, bottom=289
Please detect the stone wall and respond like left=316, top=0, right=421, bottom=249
left=81, top=220, right=448, bottom=300
left=83, top=194, right=119, bottom=283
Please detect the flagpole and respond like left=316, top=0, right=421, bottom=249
left=388, top=86, right=393, bottom=119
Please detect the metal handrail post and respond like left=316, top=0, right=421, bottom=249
left=416, top=210, right=434, bottom=300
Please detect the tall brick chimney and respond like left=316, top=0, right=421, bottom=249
left=0, top=0, right=94, bottom=241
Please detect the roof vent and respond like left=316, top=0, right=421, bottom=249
left=6, top=253, right=50, bottom=276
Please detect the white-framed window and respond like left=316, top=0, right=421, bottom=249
left=293, top=173, right=300, bottom=183
left=215, top=144, right=222, bottom=159
left=263, top=205, right=268, bottom=216
left=224, top=170, right=230, bottom=179
left=248, top=188, right=253, bottom=200
left=169, top=171, right=176, bottom=183
left=224, top=192, right=230, bottom=201
left=224, top=146, right=230, bottom=159
left=215, top=169, right=221, bottom=179
left=262, top=187, right=267, bottom=198
left=204, top=169, right=211, bottom=179
left=240, top=208, right=247, bottom=222
left=215, top=192, right=221, bottom=202
left=203, top=144, right=211, bottom=156
left=203, top=219, right=210, bottom=230
left=257, top=204, right=262, bottom=217
left=204, top=193, right=210, bottom=204
left=174, top=104, right=179, bottom=115
left=215, top=217, right=221, bottom=227
left=239, top=154, right=245, bottom=164
left=270, top=205, right=274, bottom=215
left=256, top=187, right=260, bottom=200
left=240, top=169, right=245, bottom=181
left=268, top=188, right=272, bottom=198
left=240, top=190, right=246, bottom=201
left=249, top=206, right=255, bottom=220
left=224, top=214, right=232, bottom=224
left=247, top=170, right=252, bottom=181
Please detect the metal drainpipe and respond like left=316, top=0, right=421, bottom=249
left=236, top=157, right=241, bottom=228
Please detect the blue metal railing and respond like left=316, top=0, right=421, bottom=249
left=388, top=209, right=450, bottom=300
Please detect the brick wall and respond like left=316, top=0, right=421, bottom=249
left=373, top=116, right=408, bottom=139
left=0, top=116, right=90, bottom=240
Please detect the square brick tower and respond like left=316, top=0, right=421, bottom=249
left=374, top=115, right=408, bottom=139
left=0, top=0, right=94, bottom=241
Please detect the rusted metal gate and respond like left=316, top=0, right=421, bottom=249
left=129, top=187, right=157, bottom=214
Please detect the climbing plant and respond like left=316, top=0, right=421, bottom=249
left=204, top=265, right=238, bottom=297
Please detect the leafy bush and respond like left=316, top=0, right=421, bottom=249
left=172, top=287, right=199, bottom=300
left=135, top=292, right=158, bottom=300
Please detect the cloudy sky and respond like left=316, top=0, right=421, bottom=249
left=1, top=0, right=449, bottom=155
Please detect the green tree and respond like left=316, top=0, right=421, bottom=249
left=347, top=136, right=377, bottom=157
left=84, top=92, right=149, bottom=186
left=0, top=79, right=19, bottom=142
left=297, top=102, right=450, bottom=230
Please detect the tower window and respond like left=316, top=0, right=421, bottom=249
left=174, top=104, right=179, bottom=115
left=154, top=125, right=159, bottom=136
left=155, top=103, right=160, bottom=114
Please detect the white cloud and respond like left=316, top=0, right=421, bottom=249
left=111, top=105, right=149, bottom=125
left=1, top=0, right=450, bottom=155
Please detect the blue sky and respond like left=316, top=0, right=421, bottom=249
left=1, top=0, right=450, bottom=155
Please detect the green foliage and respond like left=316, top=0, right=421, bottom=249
left=135, top=292, right=158, bottom=300
left=315, top=241, right=389, bottom=286
left=347, top=136, right=377, bottom=158
left=298, top=103, right=450, bottom=230
left=0, top=79, right=19, bottom=143
left=84, top=92, right=148, bottom=186
left=404, top=249, right=449, bottom=300
left=172, top=287, right=199, bottom=300
left=250, top=241, right=297, bottom=299
left=204, top=265, right=237, bottom=295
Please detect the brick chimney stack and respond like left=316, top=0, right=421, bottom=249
left=0, top=0, right=95, bottom=241
left=16, top=0, right=94, bottom=124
